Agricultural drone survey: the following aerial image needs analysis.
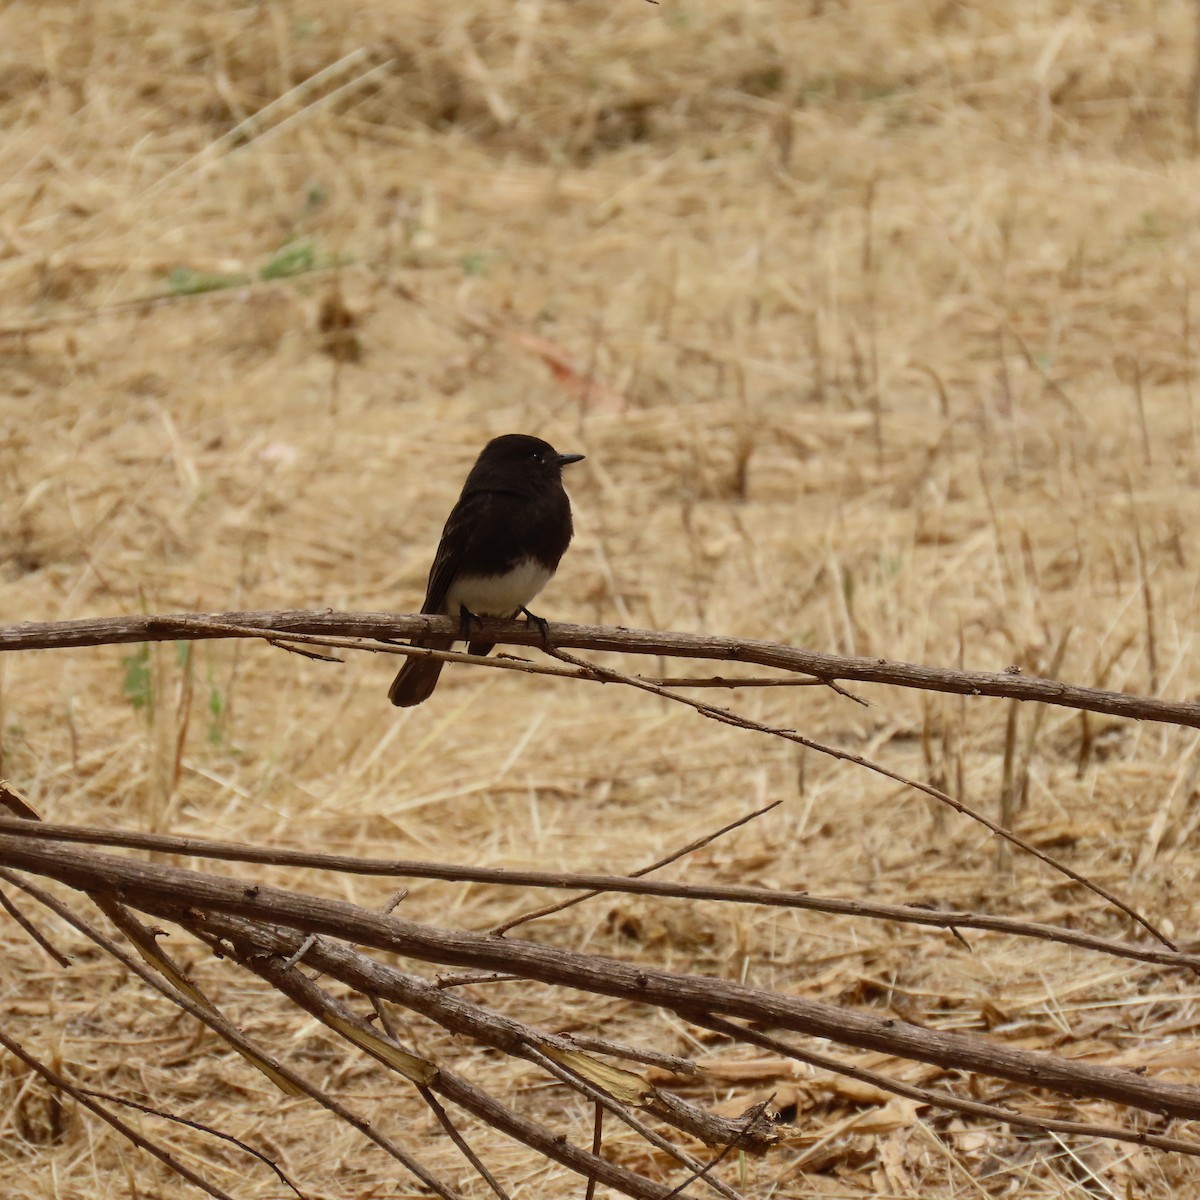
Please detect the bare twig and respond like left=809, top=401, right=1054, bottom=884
left=553, top=1034, right=697, bottom=1076
left=0, top=609, right=1196, bottom=728
left=517, top=1042, right=748, bottom=1200
left=491, top=799, right=783, bottom=935
left=0, top=884, right=71, bottom=966
left=2, top=818, right=1195, bottom=973
left=437, top=971, right=522, bottom=988
left=688, top=1011, right=1200, bottom=1160
left=585, top=1103, right=604, bottom=1200
left=640, top=675, right=828, bottom=688
left=0, top=1023, right=238, bottom=1200
left=541, top=647, right=1179, bottom=955
left=369, top=997, right=513, bottom=1200
left=417, top=1086, right=512, bottom=1200
left=998, top=696, right=1021, bottom=873
left=74, top=1086, right=310, bottom=1200
left=661, top=1098, right=776, bottom=1200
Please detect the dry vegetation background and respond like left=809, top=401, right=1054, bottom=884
left=4, top=0, right=1200, bottom=1196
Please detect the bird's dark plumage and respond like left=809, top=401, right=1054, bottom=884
left=388, top=433, right=584, bottom=707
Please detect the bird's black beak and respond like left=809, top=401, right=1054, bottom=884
left=556, top=453, right=585, bottom=467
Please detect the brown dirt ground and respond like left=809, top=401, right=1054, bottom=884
left=4, top=0, right=1200, bottom=1196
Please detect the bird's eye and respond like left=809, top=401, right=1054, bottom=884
left=531, top=451, right=543, bottom=464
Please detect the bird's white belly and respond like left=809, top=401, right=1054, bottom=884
left=446, top=559, right=554, bottom=617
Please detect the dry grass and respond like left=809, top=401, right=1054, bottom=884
left=4, top=0, right=1200, bottom=1195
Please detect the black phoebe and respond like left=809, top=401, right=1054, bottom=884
left=388, top=433, right=584, bottom=707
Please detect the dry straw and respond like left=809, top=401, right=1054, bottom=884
left=6, top=0, right=1200, bottom=1196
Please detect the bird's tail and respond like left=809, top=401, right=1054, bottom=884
left=388, top=638, right=453, bottom=707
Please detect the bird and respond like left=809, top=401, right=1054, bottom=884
left=388, top=433, right=585, bottom=707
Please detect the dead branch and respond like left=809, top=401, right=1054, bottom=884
left=2, top=817, right=1194, bottom=972
left=196, top=910, right=775, bottom=1160
left=71, top=1087, right=309, bottom=1200
left=207, top=923, right=696, bottom=1200
left=0, top=885, right=71, bottom=966
left=490, top=799, right=784, bottom=935
left=1, top=609, right=1197, bottom=727
left=5, top=835, right=1200, bottom=1124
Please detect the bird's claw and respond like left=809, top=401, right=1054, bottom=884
left=458, top=605, right=484, bottom=639
left=520, top=607, right=551, bottom=647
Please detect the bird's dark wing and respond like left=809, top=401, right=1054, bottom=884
left=419, top=490, right=486, bottom=616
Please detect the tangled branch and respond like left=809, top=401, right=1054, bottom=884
left=4, top=834, right=1199, bottom=1123
left=3, top=611, right=1200, bottom=1195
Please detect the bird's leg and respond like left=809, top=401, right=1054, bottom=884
left=520, top=606, right=551, bottom=648
left=458, top=604, right=485, bottom=640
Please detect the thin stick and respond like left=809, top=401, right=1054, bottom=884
left=997, top=698, right=1020, bottom=873
left=661, top=1098, right=775, bottom=1200
left=688, top=1011, right=1200, bottom=1160
left=642, top=676, right=828, bottom=688
left=437, top=971, right=522, bottom=989
left=519, top=1043, right=747, bottom=1200
left=0, top=1024, right=237, bottom=1200
left=369, top=996, right=512, bottom=1200
left=1, top=817, right=1195, bottom=973
left=74, top=1086, right=309, bottom=1200
left=552, top=1033, right=696, bottom=1076
left=491, top=800, right=783, bottom=935
left=420, top=1086, right=513, bottom=1200
left=0, top=884, right=71, bottom=966
left=541, top=647, right=1178, bottom=955
left=585, top=1104, right=603, bottom=1200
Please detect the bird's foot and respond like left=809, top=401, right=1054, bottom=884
left=458, top=605, right=485, bottom=639
left=520, top=606, right=551, bottom=647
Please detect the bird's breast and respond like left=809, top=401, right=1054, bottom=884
left=446, top=558, right=555, bottom=617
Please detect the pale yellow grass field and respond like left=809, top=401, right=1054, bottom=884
left=4, top=0, right=1200, bottom=1196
